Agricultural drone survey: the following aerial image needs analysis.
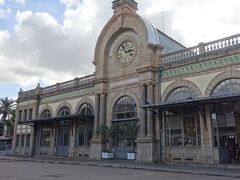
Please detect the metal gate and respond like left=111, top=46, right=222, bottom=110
left=56, top=121, right=70, bottom=156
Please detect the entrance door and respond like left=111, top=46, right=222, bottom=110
left=114, top=138, right=132, bottom=159
left=112, top=120, right=138, bottom=159
left=56, top=121, right=70, bottom=156
left=212, top=105, right=239, bottom=164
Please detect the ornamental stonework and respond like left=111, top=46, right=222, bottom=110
left=161, top=54, right=240, bottom=79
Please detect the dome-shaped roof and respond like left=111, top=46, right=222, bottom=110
left=142, top=17, right=185, bottom=54
left=142, top=18, right=160, bottom=45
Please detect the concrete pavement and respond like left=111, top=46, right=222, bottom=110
left=0, top=155, right=240, bottom=178
left=0, top=159, right=236, bottom=180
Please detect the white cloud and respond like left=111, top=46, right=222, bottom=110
left=139, top=0, right=240, bottom=46
left=0, top=0, right=111, bottom=87
left=60, top=0, right=80, bottom=8
left=0, top=0, right=5, bottom=6
left=15, top=0, right=26, bottom=5
left=0, top=6, right=11, bottom=19
left=0, top=0, right=240, bottom=90
left=0, top=30, right=9, bottom=42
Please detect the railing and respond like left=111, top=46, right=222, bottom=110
left=18, top=74, right=95, bottom=100
left=18, top=89, right=36, bottom=100
left=41, top=74, right=95, bottom=95
left=162, top=33, right=240, bottom=64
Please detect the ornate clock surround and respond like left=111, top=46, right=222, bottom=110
left=111, top=31, right=139, bottom=67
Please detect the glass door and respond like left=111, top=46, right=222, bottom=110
left=56, top=121, right=70, bottom=156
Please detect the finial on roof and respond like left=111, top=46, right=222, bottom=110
left=112, top=0, right=138, bottom=12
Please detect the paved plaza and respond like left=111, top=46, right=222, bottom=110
left=0, top=158, right=239, bottom=180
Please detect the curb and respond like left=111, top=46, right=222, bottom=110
left=1, top=157, right=240, bottom=178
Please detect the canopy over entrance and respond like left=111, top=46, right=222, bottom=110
left=142, top=93, right=240, bottom=110
left=18, top=114, right=94, bottom=125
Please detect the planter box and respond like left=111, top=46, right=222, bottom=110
left=127, top=152, right=136, bottom=160
left=101, top=152, right=114, bottom=159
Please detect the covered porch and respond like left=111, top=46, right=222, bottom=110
left=20, top=112, right=94, bottom=158
left=143, top=94, right=240, bottom=164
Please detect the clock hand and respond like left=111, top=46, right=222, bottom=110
left=126, top=49, right=134, bottom=53
left=122, top=44, right=126, bottom=53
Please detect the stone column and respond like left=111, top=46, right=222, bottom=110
left=12, top=107, right=19, bottom=152
left=31, top=97, right=40, bottom=157
left=90, top=93, right=106, bottom=160
left=200, top=104, right=215, bottom=164
left=139, top=86, right=146, bottom=137
left=69, top=120, right=76, bottom=157
left=21, top=110, right=24, bottom=123
left=147, top=84, right=154, bottom=138
left=93, top=94, right=100, bottom=137
left=235, top=112, right=240, bottom=144
left=99, top=94, right=106, bottom=126
left=161, top=109, right=166, bottom=162
left=137, top=84, right=158, bottom=163
left=52, top=121, right=57, bottom=156
left=31, top=123, right=38, bottom=156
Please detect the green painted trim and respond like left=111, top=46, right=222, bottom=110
left=161, top=54, right=240, bottom=78
left=41, top=87, right=95, bottom=103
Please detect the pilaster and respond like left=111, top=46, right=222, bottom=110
left=93, top=94, right=100, bottom=137
left=69, top=121, right=76, bottom=157
left=139, top=85, right=146, bottom=137
left=147, top=84, right=154, bottom=138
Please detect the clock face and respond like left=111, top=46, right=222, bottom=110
left=116, top=41, right=135, bottom=65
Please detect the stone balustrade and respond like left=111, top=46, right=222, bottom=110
left=162, top=33, right=240, bottom=64
left=18, top=89, right=36, bottom=101
left=18, top=74, right=95, bottom=101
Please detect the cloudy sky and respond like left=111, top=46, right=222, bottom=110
left=0, top=0, right=240, bottom=98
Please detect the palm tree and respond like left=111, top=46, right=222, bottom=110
left=0, top=97, right=15, bottom=137
left=119, top=120, right=139, bottom=153
left=0, top=97, right=15, bottom=121
left=97, top=124, right=117, bottom=152
left=4, top=110, right=15, bottom=137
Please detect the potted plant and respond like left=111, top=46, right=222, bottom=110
left=119, top=120, right=139, bottom=160
left=97, top=124, right=116, bottom=159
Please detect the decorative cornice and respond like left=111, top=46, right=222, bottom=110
left=41, top=87, right=95, bottom=104
left=94, top=78, right=108, bottom=84
left=136, top=66, right=157, bottom=74
left=148, top=44, right=163, bottom=51
left=161, top=53, right=240, bottom=79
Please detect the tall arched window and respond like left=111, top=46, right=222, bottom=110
left=211, top=78, right=240, bottom=97
left=166, top=87, right=196, bottom=103
left=76, top=103, right=94, bottom=148
left=77, top=103, right=94, bottom=116
left=40, top=109, right=52, bottom=119
left=112, top=96, right=137, bottom=121
left=57, top=106, right=71, bottom=117
left=39, top=109, right=52, bottom=147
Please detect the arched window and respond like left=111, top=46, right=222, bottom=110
left=77, top=103, right=94, bottom=116
left=166, top=87, right=196, bottom=103
left=40, top=109, right=52, bottom=119
left=57, top=106, right=71, bottom=117
left=211, top=78, right=240, bottom=97
left=112, top=96, right=137, bottom=121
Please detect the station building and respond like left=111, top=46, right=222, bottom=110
left=12, top=0, right=240, bottom=164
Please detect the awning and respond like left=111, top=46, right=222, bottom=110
left=19, top=114, right=94, bottom=125
left=142, top=93, right=240, bottom=110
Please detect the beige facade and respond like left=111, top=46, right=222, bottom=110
left=13, top=0, right=240, bottom=164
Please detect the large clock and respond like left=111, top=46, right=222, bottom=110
left=110, top=31, right=138, bottom=66
left=116, top=41, right=136, bottom=65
